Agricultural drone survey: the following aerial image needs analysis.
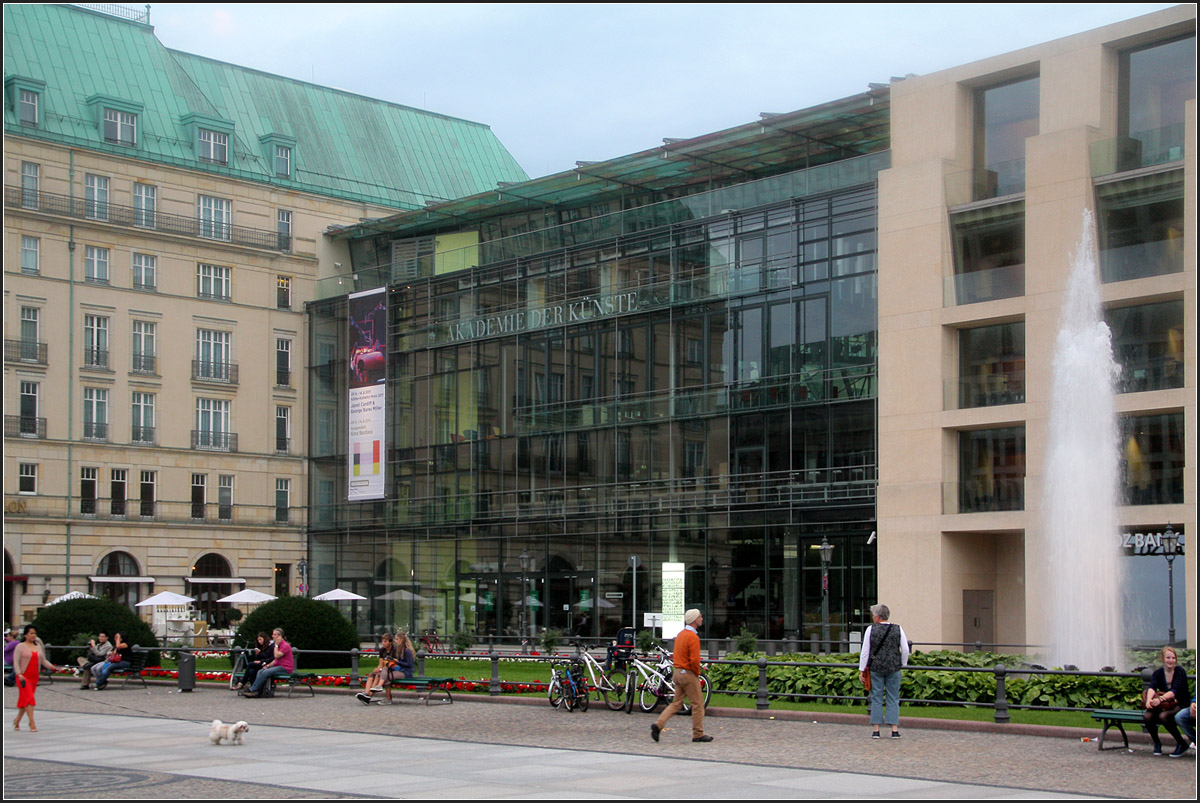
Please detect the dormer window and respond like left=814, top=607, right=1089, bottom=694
left=199, top=129, right=228, bottom=165
left=18, top=89, right=38, bottom=126
left=103, top=108, right=137, bottom=146
left=275, top=145, right=292, bottom=178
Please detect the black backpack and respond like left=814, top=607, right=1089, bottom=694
left=868, top=624, right=902, bottom=674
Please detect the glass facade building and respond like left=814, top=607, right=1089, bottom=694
left=309, top=146, right=888, bottom=643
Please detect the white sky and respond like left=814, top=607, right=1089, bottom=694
left=149, top=3, right=1179, bottom=178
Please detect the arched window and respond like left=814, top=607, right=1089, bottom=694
left=190, top=553, right=234, bottom=627
left=92, top=550, right=142, bottom=610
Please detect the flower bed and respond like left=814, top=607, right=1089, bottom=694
left=132, top=667, right=549, bottom=694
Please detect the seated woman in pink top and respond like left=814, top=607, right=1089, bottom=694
left=243, top=627, right=293, bottom=698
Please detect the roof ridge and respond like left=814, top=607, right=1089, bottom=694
left=164, top=48, right=495, bottom=130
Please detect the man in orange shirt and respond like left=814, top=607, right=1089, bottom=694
left=651, top=608, right=712, bottom=743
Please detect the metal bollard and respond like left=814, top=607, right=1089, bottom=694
left=417, top=648, right=426, bottom=677
left=489, top=650, right=501, bottom=696
left=993, top=664, right=1010, bottom=724
left=349, top=647, right=359, bottom=687
left=756, top=656, right=770, bottom=710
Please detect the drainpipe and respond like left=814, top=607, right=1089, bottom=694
left=65, top=150, right=76, bottom=592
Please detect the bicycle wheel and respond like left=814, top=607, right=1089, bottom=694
left=624, top=673, right=636, bottom=714
left=229, top=653, right=246, bottom=690
left=547, top=674, right=562, bottom=709
left=603, top=667, right=629, bottom=711
left=640, top=679, right=664, bottom=713
left=576, top=683, right=589, bottom=712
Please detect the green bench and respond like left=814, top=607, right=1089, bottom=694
left=386, top=676, right=453, bottom=705
left=240, top=671, right=316, bottom=698
left=1091, top=709, right=1145, bottom=750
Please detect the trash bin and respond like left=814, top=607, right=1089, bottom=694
left=176, top=648, right=196, bottom=692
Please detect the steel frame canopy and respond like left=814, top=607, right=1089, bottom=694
left=331, top=88, right=890, bottom=242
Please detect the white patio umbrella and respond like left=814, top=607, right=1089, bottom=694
left=376, top=588, right=428, bottom=602
left=217, top=589, right=276, bottom=604
left=573, top=597, right=616, bottom=609
left=135, top=591, right=195, bottom=607
left=47, top=590, right=98, bottom=605
left=312, top=588, right=367, bottom=601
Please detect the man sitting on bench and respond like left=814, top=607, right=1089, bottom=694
left=243, top=627, right=292, bottom=698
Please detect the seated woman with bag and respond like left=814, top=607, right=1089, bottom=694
left=1143, top=645, right=1190, bottom=757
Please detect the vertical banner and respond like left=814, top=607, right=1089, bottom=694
left=348, top=288, right=387, bottom=501
left=661, top=562, right=685, bottom=639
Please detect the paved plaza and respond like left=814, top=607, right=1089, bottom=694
left=4, top=682, right=1195, bottom=799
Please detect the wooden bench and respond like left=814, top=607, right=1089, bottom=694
left=1091, top=708, right=1145, bottom=750
left=386, top=676, right=453, bottom=705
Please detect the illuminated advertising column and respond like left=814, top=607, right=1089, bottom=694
left=347, top=288, right=387, bottom=501
left=661, top=562, right=685, bottom=639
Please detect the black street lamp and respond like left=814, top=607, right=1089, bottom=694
left=1161, top=524, right=1179, bottom=644
left=816, top=536, right=834, bottom=653
left=519, top=550, right=531, bottom=648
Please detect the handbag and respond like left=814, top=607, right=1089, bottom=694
left=861, top=670, right=871, bottom=692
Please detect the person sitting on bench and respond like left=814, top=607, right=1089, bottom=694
left=357, top=632, right=415, bottom=704
left=1143, top=645, right=1190, bottom=757
left=92, top=633, right=131, bottom=690
left=243, top=627, right=292, bottom=698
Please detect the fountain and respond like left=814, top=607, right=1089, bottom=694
left=1042, top=209, right=1124, bottom=670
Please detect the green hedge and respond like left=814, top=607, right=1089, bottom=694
left=705, top=649, right=1175, bottom=710
left=30, top=598, right=160, bottom=665
left=232, top=596, right=357, bottom=669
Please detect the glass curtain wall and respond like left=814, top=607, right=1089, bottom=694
left=310, top=183, right=881, bottom=642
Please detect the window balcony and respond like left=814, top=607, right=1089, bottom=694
left=132, top=354, right=156, bottom=374
left=4, top=185, right=288, bottom=251
left=131, top=426, right=155, bottom=445
left=275, top=437, right=290, bottom=454
left=4, top=340, right=47, bottom=365
left=5, top=415, right=46, bottom=438
left=1090, top=124, right=1186, bottom=177
left=83, top=422, right=108, bottom=441
left=275, top=369, right=292, bottom=388
left=192, top=360, right=238, bottom=384
left=192, top=430, right=238, bottom=452
left=83, top=348, right=109, bottom=369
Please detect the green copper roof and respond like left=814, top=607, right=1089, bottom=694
left=3, top=4, right=527, bottom=209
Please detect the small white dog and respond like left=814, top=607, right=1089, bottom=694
left=209, top=719, right=249, bottom=745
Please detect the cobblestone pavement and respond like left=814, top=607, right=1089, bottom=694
left=4, top=683, right=1195, bottom=799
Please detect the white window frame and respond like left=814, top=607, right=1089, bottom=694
left=21, top=236, right=39, bottom=274
left=196, top=397, right=231, bottom=450
left=83, top=387, right=109, bottom=440
left=131, top=391, right=155, bottom=443
left=84, top=314, right=109, bottom=368
left=197, top=262, right=232, bottom=301
left=110, top=468, right=128, bottom=516
left=276, top=338, right=292, bottom=386
left=18, top=89, right=38, bottom=126
left=103, top=108, right=137, bottom=146
left=132, top=321, right=156, bottom=373
left=18, top=463, right=37, bottom=494
left=274, top=145, right=291, bottom=177
left=84, top=245, right=110, bottom=284
left=133, top=182, right=156, bottom=227
left=197, top=195, right=231, bottom=241
left=85, top=174, right=109, bottom=221
left=275, top=478, right=291, bottom=523
left=218, top=474, right=234, bottom=521
left=191, top=473, right=207, bottom=519
left=139, top=470, right=156, bottom=517
left=198, top=128, right=228, bottom=164
left=81, top=466, right=99, bottom=514
left=275, top=406, right=290, bottom=453
left=277, top=209, right=292, bottom=251
left=277, top=275, right=292, bottom=309
left=196, top=329, right=232, bottom=380
left=132, top=252, right=156, bottom=290
left=20, top=162, right=39, bottom=209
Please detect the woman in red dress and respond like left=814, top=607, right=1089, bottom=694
left=13, top=625, right=57, bottom=732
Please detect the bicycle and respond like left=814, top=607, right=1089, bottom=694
left=548, top=659, right=589, bottom=712
left=573, top=646, right=629, bottom=711
left=624, top=646, right=710, bottom=714
left=229, top=649, right=247, bottom=691
left=417, top=629, right=443, bottom=653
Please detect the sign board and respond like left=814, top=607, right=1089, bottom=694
left=347, top=288, right=387, bottom=501
left=643, top=612, right=663, bottom=629
left=661, top=562, right=685, bottom=639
